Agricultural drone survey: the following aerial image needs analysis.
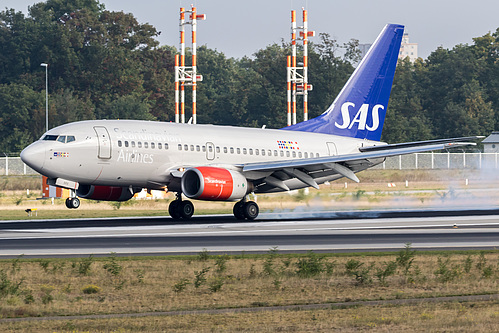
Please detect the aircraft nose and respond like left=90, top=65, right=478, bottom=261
left=20, top=143, right=46, bottom=172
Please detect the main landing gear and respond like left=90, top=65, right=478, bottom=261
left=233, top=199, right=259, bottom=221
left=168, top=193, right=194, bottom=220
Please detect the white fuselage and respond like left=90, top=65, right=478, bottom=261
left=23, top=119, right=380, bottom=192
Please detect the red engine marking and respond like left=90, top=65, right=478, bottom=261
left=196, top=167, right=234, bottom=200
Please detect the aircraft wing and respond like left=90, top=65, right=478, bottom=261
left=240, top=137, right=481, bottom=191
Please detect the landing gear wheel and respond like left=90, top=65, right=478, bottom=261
left=65, top=197, right=80, bottom=209
left=179, top=200, right=194, bottom=219
left=169, top=200, right=181, bottom=220
left=233, top=201, right=245, bottom=220
left=243, top=201, right=259, bottom=220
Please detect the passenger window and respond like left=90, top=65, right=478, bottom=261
left=298, top=152, right=302, bottom=158
left=184, top=144, right=188, bottom=151
left=243, top=148, right=247, bottom=155
left=261, top=149, right=265, bottom=156
left=165, top=143, right=169, bottom=149
left=138, top=142, right=142, bottom=148
left=280, top=151, right=284, bottom=157
left=304, top=152, right=308, bottom=158
left=190, top=145, right=194, bottom=151
left=57, top=136, right=66, bottom=143
left=132, top=141, right=136, bottom=148
left=202, top=146, right=206, bottom=152
left=216, top=146, right=220, bottom=153
left=196, top=145, right=200, bottom=152
left=286, top=151, right=290, bottom=157
left=237, top=148, right=241, bottom=154
left=223, top=147, right=228, bottom=154
left=125, top=141, right=129, bottom=147
left=144, top=142, right=149, bottom=148
left=208, top=145, right=213, bottom=152
left=230, top=147, right=234, bottom=154
left=118, top=140, right=122, bottom=147
left=151, top=143, right=155, bottom=149
left=274, top=150, right=278, bottom=156
left=66, top=136, right=76, bottom=143
left=292, top=151, right=296, bottom=158
left=255, top=149, right=259, bottom=155
left=249, top=148, right=253, bottom=155
left=158, top=143, right=162, bottom=149
left=316, top=153, right=320, bottom=158
left=178, top=144, right=182, bottom=150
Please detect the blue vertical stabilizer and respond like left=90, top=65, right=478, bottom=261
left=283, top=24, right=404, bottom=141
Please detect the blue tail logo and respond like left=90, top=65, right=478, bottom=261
left=283, top=24, right=404, bottom=141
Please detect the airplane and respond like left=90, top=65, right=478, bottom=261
left=20, top=24, right=480, bottom=221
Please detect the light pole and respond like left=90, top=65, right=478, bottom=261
left=40, top=63, right=48, bottom=132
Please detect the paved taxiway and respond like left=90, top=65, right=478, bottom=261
left=1, top=209, right=499, bottom=257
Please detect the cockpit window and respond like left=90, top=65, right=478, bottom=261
left=42, top=135, right=76, bottom=143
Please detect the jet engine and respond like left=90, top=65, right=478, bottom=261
left=76, top=185, right=138, bottom=201
left=181, top=167, right=249, bottom=201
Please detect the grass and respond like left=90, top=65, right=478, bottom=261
left=0, top=249, right=497, bottom=322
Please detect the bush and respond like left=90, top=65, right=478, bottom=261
left=172, top=279, right=190, bottom=293
left=375, top=261, right=397, bottom=285
left=198, top=248, right=210, bottom=261
left=82, top=284, right=101, bottom=294
left=295, top=251, right=325, bottom=277
left=194, top=267, right=210, bottom=288
left=103, top=252, right=122, bottom=276
left=77, top=255, right=94, bottom=276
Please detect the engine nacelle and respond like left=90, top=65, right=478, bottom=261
left=181, top=167, right=249, bottom=201
left=76, top=185, right=137, bottom=201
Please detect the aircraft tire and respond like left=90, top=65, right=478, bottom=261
left=243, top=201, right=259, bottom=220
left=179, top=200, right=194, bottom=219
left=70, top=197, right=80, bottom=209
left=65, top=198, right=71, bottom=209
left=233, top=201, right=245, bottom=220
left=168, top=200, right=181, bottom=220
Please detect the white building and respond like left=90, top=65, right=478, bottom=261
left=399, top=33, right=418, bottom=62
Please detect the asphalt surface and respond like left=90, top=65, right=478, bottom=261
left=1, top=208, right=499, bottom=257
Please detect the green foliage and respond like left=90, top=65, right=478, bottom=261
left=215, top=255, right=228, bottom=273
left=40, top=284, right=55, bottom=304
left=1, top=0, right=499, bottom=153
left=11, top=254, right=24, bottom=272
left=197, top=248, right=210, bottom=261
left=295, top=251, right=325, bottom=277
left=102, top=252, right=122, bottom=276
left=434, top=257, right=460, bottom=282
left=77, top=255, right=94, bottom=276
left=208, top=277, right=225, bottom=293
left=194, top=267, right=210, bottom=288
left=172, top=279, right=190, bottom=293
left=375, top=261, right=398, bottom=285
left=345, top=259, right=374, bottom=285
left=396, top=243, right=416, bottom=276
left=0, top=270, right=24, bottom=298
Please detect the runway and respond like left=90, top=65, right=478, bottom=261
left=1, top=208, right=499, bottom=257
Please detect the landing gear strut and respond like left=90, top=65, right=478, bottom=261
left=169, top=193, right=194, bottom=220
left=233, top=199, right=259, bottom=221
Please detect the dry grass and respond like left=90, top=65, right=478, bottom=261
left=0, top=251, right=497, bottom=320
left=2, top=301, right=499, bottom=332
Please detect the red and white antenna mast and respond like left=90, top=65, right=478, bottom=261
left=287, top=8, right=314, bottom=126
left=175, top=5, right=206, bottom=124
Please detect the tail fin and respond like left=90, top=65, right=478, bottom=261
left=283, top=24, right=404, bottom=141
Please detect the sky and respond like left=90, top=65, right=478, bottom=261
left=3, top=0, right=499, bottom=60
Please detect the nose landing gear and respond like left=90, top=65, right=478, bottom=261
left=65, top=197, right=80, bottom=209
